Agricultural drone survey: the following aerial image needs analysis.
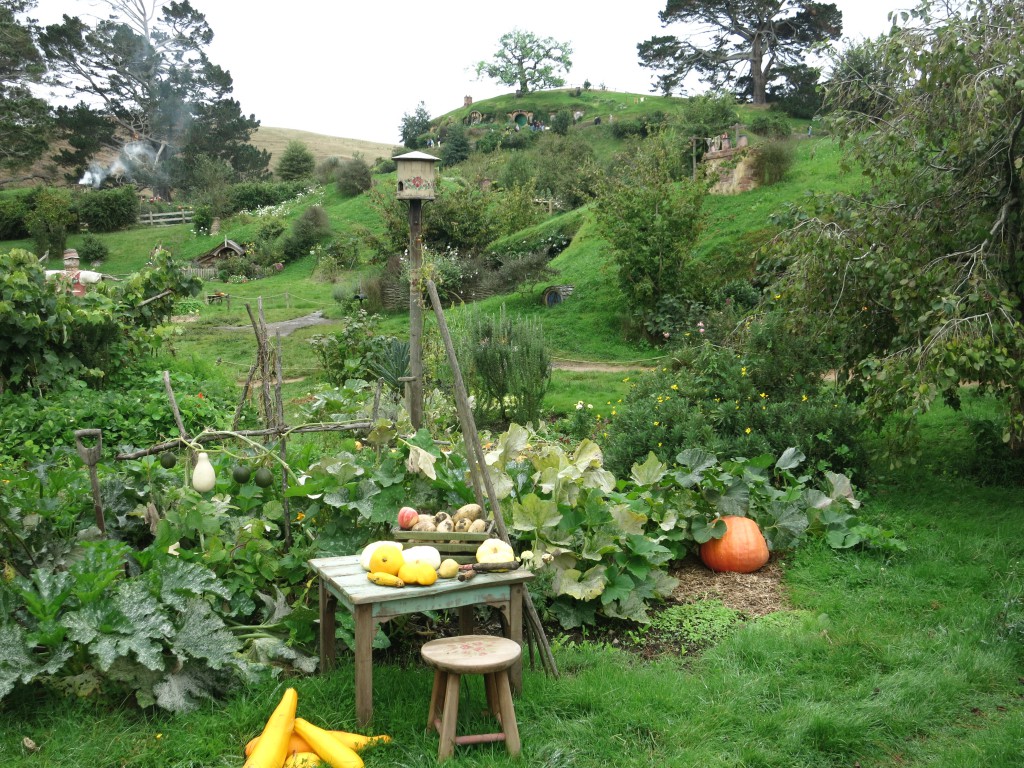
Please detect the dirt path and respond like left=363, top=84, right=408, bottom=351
left=551, top=359, right=659, bottom=373
left=215, top=310, right=333, bottom=336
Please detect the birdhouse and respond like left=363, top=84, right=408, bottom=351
left=394, top=151, right=439, bottom=201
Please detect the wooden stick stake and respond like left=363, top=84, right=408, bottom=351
left=425, top=278, right=558, bottom=677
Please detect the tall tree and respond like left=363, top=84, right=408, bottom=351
left=399, top=101, right=431, bottom=149
left=776, top=0, right=1024, bottom=455
left=475, top=29, right=572, bottom=94
left=38, top=0, right=265, bottom=194
left=0, top=0, right=51, bottom=176
left=637, top=0, right=842, bottom=104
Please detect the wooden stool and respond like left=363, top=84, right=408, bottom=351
left=421, top=635, right=522, bottom=761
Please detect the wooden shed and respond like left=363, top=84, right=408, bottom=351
left=195, top=239, right=246, bottom=267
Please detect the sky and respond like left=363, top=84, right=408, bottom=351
left=32, top=0, right=905, bottom=145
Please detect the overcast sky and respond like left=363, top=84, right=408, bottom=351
left=33, top=0, right=905, bottom=144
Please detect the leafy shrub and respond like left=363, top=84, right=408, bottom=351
left=335, top=157, right=373, bottom=197
left=73, top=186, right=140, bottom=232
left=748, top=113, right=792, bottom=138
left=371, top=155, right=397, bottom=174
left=191, top=204, right=214, bottom=235
left=474, top=128, right=504, bottom=153
left=749, top=140, right=795, bottom=186
left=601, top=342, right=864, bottom=478
left=550, top=109, right=573, bottom=136
left=225, top=181, right=306, bottom=215
left=76, top=233, right=109, bottom=264
left=315, top=156, right=342, bottom=184
left=281, top=204, right=331, bottom=260
left=0, top=194, right=31, bottom=239
left=25, top=186, right=75, bottom=257
left=455, top=305, right=550, bottom=427
left=276, top=140, right=315, bottom=181
left=440, top=124, right=471, bottom=165
left=309, top=308, right=382, bottom=385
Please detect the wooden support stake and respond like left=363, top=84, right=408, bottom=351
left=424, top=278, right=558, bottom=678
left=275, top=333, right=292, bottom=550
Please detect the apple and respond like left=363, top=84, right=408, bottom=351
left=397, top=506, right=419, bottom=530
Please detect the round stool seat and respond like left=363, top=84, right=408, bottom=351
left=421, top=635, right=521, bottom=674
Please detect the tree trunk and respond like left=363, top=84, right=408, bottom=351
left=749, top=35, right=767, bottom=105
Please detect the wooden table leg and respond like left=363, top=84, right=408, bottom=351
left=457, top=605, right=474, bottom=636
left=319, top=580, right=337, bottom=673
left=508, top=584, right=524, bottom=693
left=354, top=604, right=375, bottom=726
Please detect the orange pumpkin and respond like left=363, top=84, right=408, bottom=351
left=699, top=515, right=769, bottom=573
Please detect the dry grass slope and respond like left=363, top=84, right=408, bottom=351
left=250, top=126, right=397, bottom=167
left=3, top=127, right=398, bottom=188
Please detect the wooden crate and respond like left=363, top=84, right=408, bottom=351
left=391, top=528, right=492, bottom=564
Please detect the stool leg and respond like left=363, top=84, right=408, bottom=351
left=495, top=670, right=521, bottom=756
left=483, top=672, right=500, bottom=720
left=427, top=669, right=446, bottom=733
left=438, top=672, right=462, bottom=761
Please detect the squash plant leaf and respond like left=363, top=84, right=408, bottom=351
left=775, top=447, right=806, bottom=472
left=405, top=444, right=437, bottom=480
left=511, top=493, right=562, bottom=532
left=552, top=565, right=606, bottom=601
left=691, top=516, right=727, bottom=544
left=600, top=571, right=637, bottom=606
left=169, top=598, right=240, bottom=670
left=673, top=449, right=717, bottom=487
left=630, top=452, right=667, bottom=487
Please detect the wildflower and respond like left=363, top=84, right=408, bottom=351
left=741, top=366, right=747, bottom=376
left=745, top=427, right=752, bottom=434
left=197, top=392, right=204, bottom=399
left=663, top=331, right=670, bottom=339
left=801, top=394, right=808, bottom=402
left=575, top=401, right=584, bottom=410
left=587, top=403, right=593, bottom=410
left=653, top=421, right=659, bottom=426
left=760, top=392, right=767, bottom=399
left=671, top=384, right=679, bottom=391
left=155, top=733, right=163, bottom=740
left=294, top=512, right=306, bottom=522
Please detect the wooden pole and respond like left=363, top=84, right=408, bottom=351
left=424, top=278, right=558, bottom=677
left=408, top=199, right=424, bottom=429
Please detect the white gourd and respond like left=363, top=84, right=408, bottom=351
left=192, top=452, right=216, bottom=492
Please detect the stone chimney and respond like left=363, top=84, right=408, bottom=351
left=464, top=95, right=473, bottom=107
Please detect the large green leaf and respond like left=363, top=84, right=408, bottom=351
left=552, top=565, right=606, bottom=601
left=511, top=493, right=562, bottom=532
left=631, top=452, right=668, bottom=487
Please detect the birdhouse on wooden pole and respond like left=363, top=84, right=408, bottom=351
left=393, top=151, right=439, bottom=430
left=394, top=151, right=439, bottom=200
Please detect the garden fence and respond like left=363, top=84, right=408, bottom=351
left=138, top=209, right=194, bottom=226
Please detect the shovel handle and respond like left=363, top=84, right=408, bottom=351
left=74, top=429, right=103, bottom=466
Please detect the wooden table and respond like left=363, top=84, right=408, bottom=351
left=309, top=554, right=534, bottom=726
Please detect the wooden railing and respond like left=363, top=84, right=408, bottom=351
left=138, top=209, right=194, bottom=226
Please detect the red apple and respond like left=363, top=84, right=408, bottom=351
left=397, top=506, right=419, bottom=530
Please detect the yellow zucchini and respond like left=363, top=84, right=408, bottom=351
left=243, top=687, right=298, bottom=768
left=293, top=718, right=364, bottom=768
left=245, top=730, right=391, bottom=757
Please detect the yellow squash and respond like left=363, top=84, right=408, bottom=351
left=293, top=718, right=364, bottom=768
left=244, top=730, right=391, bottom=757
left=242, top=687, right=298, bottom=768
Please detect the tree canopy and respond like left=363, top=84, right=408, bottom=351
left=0, top=0, right=51, bottom=176
left=475, top=29, right=572, bottom=94
left=637, top=0, right=842, bottom=104
left=399, top=101, right=431, bottom=149
left=775, top=0, right=1024, bottom=455
left=38, top=0, right=266, bottom=195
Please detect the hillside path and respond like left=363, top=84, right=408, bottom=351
left=215, top=310, right=333, bottom=336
